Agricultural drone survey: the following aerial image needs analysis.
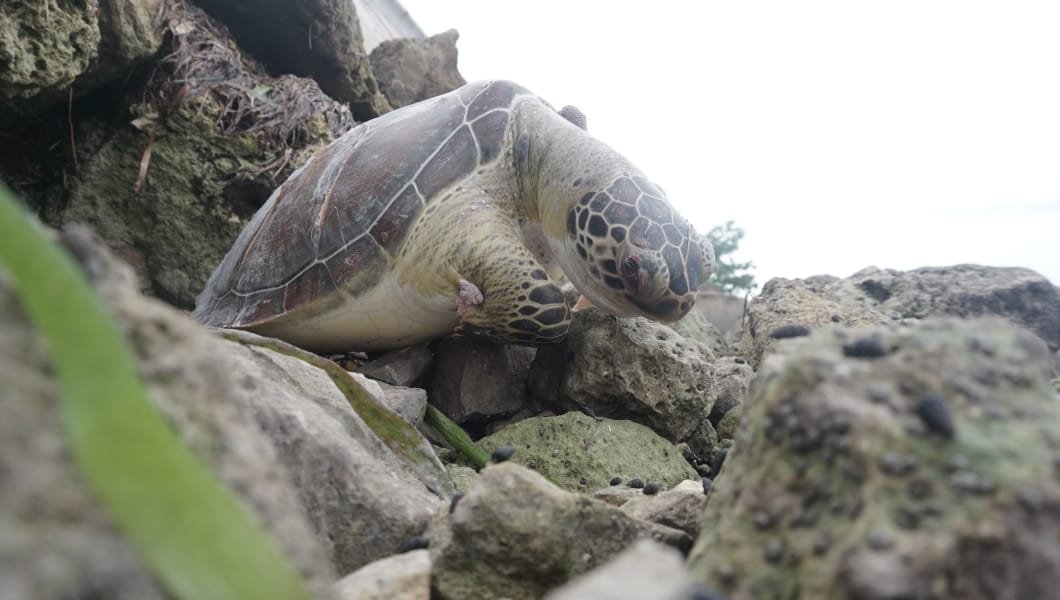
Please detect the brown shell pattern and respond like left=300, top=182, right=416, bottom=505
left=193, top=81, right=526, bottom=327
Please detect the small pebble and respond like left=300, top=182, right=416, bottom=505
left=769, top=324, right=812, bottom=339
left=449, top=492, right=464, bottom=514
left=397, top=535, right=429, bottom=553
left=842, top=336, right=888, bottom=358
left=917, top=392, right=956, bottom=438
left=866, top=528, right=894, bottom=551
left=643, top=482, right=661, bottom=495
left=734, top=356, right=747, bottom=364
left=609, top=476, right=623, bottom=486
left=491, top=446, right=517, bottom=462
left=762, top=539, right=785, bottom=563
left=628, top=478, right=645, bottom=489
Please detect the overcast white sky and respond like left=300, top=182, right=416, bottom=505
left=401, top=1, right=1060, bottom=288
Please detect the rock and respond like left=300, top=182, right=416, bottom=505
left=193, top=0, right=389, bottom=120
left=0, top=229, right=336, bottom=597
left=370, top=29, right=466, bottom=109
left=670, top=307, right=728, bottom=355
left=695, top=286, right=748, bottom=344
left=429, top=462, right=692, bottom=599
left=4, top=0, right=355, bottom=309
left=70, top=227, right=446, bottom=575
left=476, top=412, right=699, bottom=494
left=427, top=337, right=536, bottom=424
left=620, top=480, right=706, bottom=538
left=0, top=0, right=163, bottom=121
left=740, top=276, right=890, bottom=368
left=742, top=265, right=1060, bottom=368
left=357, top=345, right=433, bottom=387
left=544, top=540, right=699, bottom=600
left=333, top=549, right=430, bottom=600
left=531, top=307, right=753, bottom=455
left=688, top=317, right=1060, bottom=598
left=715, top=404, right=742, bottom=441
left=349, top=371, right=427, bottom=426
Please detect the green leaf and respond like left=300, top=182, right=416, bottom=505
left=0, top=186, right=313, bottom=600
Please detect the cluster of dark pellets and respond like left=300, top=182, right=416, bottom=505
left=769, top=324, right=812, bottom=339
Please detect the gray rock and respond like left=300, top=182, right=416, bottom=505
left=742, top=265, right=1060, bottom=368
left=429, top=463, right=692, bottom=600
left=333, top=549, right=430, bottom=600
left=670, top=308, right=728, bottom=355
left=715, top=403, right=742, bottom=441
left=427, top=337, right=536, bottom=424
left=370, top=29, right=466, bottom=108
left=192, top=0, right=390, bottom=119
left=0, top=229, right=336, bottom=598
left=0, top=0, right=163, bottom=120
left=689, top=317, right=1060, bottom=598
left=530, top=307, right=753, bottom=454
left=476, top=412, right=699, bottom=494
left=544, top=540, right=698, bottom=600
left=357, top=345, right=433, bottom=386
left=349, top=371, right=427, bottom=426
left=620, top=479, right=706, bottom=538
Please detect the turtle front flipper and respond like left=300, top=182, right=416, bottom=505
left=453, top=246, right=571, bottom=346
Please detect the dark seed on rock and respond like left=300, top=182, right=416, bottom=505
left=579, top=405, right=598, bottom=419
left=734, top=356, right=747, bottom=364
left=702, top=477, right=714, bottom=494
left=449, top=492, right=464, bottom=514
left=610, top=476, right=623, bottom=486
left=842, top=336, right=888, bottom=358
left=769, top=324, right=812, bottom=339
left=628, top=478, right=645, bottom=489
left=812, top=531, right=831, bottom=555
left=711, top=449, right=729, bottom=475
left=491, top=446, right=517, bottom=462
left=691, top=583, right=729, bottom=600
left=753, top=510, right=775, bottom=529
left=397, top=535, right=429, bottom=553
left=917, top=392, right=956, bottom=438
left=762, top=539, right=785, bottom=563
left=643, top=482, right=661, bottom=495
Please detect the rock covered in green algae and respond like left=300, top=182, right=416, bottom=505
left=689, top=316, right=1060, bottom=599
left=476, top=411, right=699, bottom=494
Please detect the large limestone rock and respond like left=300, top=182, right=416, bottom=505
left=0, top=0, right=163, bottom=120
left=689, top=316, right=1060, bottom=599
left=1, top=225, right=452, bottom=597
left=476, top=412, right=699, bottom=494
left=193, top=0, right=390, bottom=119
left=531, top=307, right=753, bottom=456
left=428, top=463, right=691, bottom=600
left=370, top=29, right=466, bottom=109
left=742, top=265, right=1060, bottom=368
left=0, top=231, right=336, bottom=597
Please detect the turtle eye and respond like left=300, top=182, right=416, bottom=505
left=621, top=255, right=642, bottom=293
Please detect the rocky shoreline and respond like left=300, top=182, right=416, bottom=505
left=3, top=1, right=1059, bottom=598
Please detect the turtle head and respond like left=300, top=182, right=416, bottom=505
left=562, top=175, right=714, bottom=322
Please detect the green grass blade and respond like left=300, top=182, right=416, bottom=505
left=0, top=186, right=314, bottom=600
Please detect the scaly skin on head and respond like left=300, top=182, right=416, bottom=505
left=512, top=96, right=712, bottom=322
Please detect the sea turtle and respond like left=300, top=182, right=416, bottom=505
left=193, top=80, right=714, bottom=352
